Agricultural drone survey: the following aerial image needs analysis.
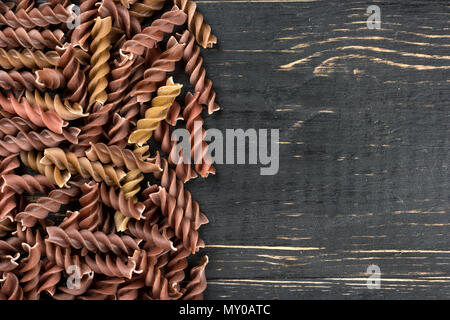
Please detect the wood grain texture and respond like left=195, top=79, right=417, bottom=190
left=184, top=0, right=450, bottom=299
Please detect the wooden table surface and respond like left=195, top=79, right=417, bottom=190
left=189, top=0, right=450, bottom=299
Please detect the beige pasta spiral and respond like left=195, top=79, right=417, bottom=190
left=25, top=90, right=88, bottom=121
left=40, top=147, right=126, bottom=187
left=19, top=151, right=71, bottom=188
left=114, top=169, right=144, bottom=231
left=0, top=48, right=59, bottom=69
left=88, top=17, right=112, bottom=106
left=128, top=77, right=183, bottom=146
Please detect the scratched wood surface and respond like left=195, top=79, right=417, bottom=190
left=181, top=0, right=450, bottom=299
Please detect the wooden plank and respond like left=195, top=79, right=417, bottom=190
left=185, top=0, right=450, bottom=299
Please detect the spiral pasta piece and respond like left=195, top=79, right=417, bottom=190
left=106, top=55, right=142, bottom=114
left=0, top=116, right=37, bottom=139
left=19, top=242, right=42, bottom=300
left=43, top=241, right=91, bottom=275
left=0, top=69, right=43, bottom=92
left=77, top=277, right=124, bottom=300
left=154, top=110, right=197, bottom=183
left=128, top=220, right=175, bottom=251
left=0, top=48, right=59, bottom=69
left=183, top=92, right=216, bottom=178
left=70, top=0, right=97, bottom=51
left=108, top=113, right=130, bottom=149
left=86, top=142, right=161, bottom=173
left=88, top=16, right=112, bottom=106
left=46, top=227, right=141, bottom=256
left=75, top=103, right=114, bottom=153
left=150, top=187, right=203, bottom=253
left=129, top=77, right=183, bottom=146
left=0, top=27, right=64, bottom=50
left=0, top=92, right=66, bottom=134
left=58, top=44, right=89, bottom=108
left=77, top=182, right=102, bottom=231
left=85, top=253, right=137, bottom=279
left=41, top=148, right=126, bottom=187
left=0, top=3, right=74, bottom=29
left=177, top=30, right=219, bottom=114
left=0, top=155, right=19, bottom=223
left=182, top=255, right=208, bottom=299
left=114, top=169, right=145, bottom=231
left=129, top=0, right=165, bottom=20
left=121, top=6, right=187, bottom=57
left=15, top=185, right=81, bottom=228
left=153, top=152, right=208, bottom=231
left=0, top=127, right=80, bottom=157
left=19, top=151, right=71, bottom=188
left=1, top=174, right=52, bottom=195
left=98, top=0, right=141, bottom=37
left=36, top=261, right=61, bottom=296
left=0, top=272, right=23, bottom=300
left=131, top=37, right=185, bottom=103
left=25, top=90, right=88, bottom=121
left=166, top=242, right=190, bottom=293
left=35, top=68, right=65, bottom=90
left=173, top=0, right=216, bottom=49
left=99, top=183, right=145, bottom=220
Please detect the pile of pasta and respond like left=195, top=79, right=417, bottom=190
left=0, top=0, right=218, bottom=300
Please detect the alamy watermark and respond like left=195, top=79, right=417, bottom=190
left=366, top=5, right=381, bottom=29
left=366, top=264, right=381, bottom=289
left=66, top=4, right=81, bottom=30
left=170, top=122, right=280, bottom=176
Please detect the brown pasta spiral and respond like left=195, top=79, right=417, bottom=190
left=19, top=242, right=42, bottom=300
left=0, top=69, right=43, bottom=92
left=121, top=6, right=187, bottom=57
left=58, top=44, right=89, bottom=108
left=24, top=90, right=88, bottom=121
left=131, top=36, right=185, bottom=103
left=183, top=92, right=216, bottom=178
left=0, top=116, right=37, bottom=139
left=1, top=174, right=52, bottom=195
left=15, top=184, right=81, bottom=228
left=129, top=0, right=165, bottom=20
left=46, top=227, right=141, bottom=256
left=177, top=30, right=219, bottom=114
left=99, top=183, right=145, bottom=220
left=0, top=127, right=80, bottom=157
left=150, top=187, right=204, bottom=253
left=154, top=112, right=198, bottom=183
left=154, top=152, right=209, bottom=231
left=0, top=272, right=23, bottom=300
left=98, top=0, right=141, bottom=38
left=182, top=255, right=208, bottom=299
left=35, top=68, right=66, bottom=90
left=70, top=0, right=97, bottom=51
left=0, top=92, right=66, bottom=134
left=85, top=253, right=137, bottom=279
left=0, top=27, right=64, bottom=50
left=77, top=182, right=102, bottom=232
left=0, top=3, right=74, bottom=29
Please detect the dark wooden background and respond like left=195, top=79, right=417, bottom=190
left=185, top=0, right=450, bottom=299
